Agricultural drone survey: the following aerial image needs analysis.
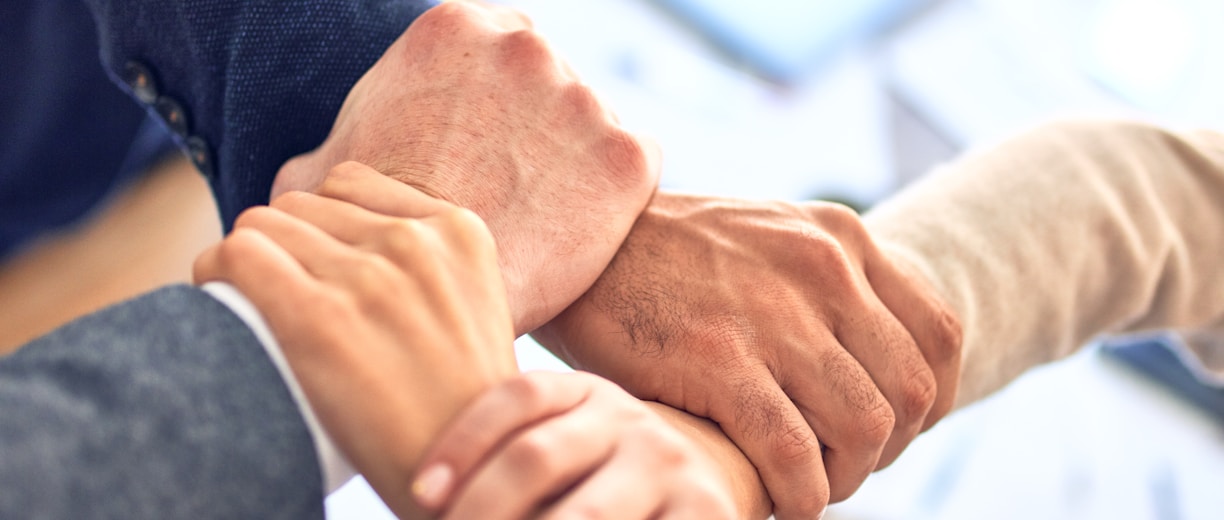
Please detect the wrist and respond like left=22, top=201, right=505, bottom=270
left=643, top=402, right=772, bottom=519
left=198, top=282, right=358, bottom=494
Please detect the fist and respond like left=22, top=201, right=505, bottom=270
left=534, top=192, right=963, bottom=518
left=276, top=1, right=661, bottom=334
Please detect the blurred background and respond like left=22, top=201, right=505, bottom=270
left=324, top=0, right=1224, bottom=518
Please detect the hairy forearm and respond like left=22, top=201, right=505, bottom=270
left=643, top=402, right=772, bottom=518
left=865, top=120, right=1224, bottom=405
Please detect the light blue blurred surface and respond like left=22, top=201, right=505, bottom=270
left=829, top=346, right=1224, bottom=520
left=653, top=0, right=926, bottom=80
left=886, top=0, right=1224, bottom=146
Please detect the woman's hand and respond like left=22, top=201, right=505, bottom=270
left=193, top=162, right=518, bottom=518
left=413, top=371, right=741, bottom=520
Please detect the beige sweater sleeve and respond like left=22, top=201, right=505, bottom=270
left=864, top=120, right=1224, bottom=406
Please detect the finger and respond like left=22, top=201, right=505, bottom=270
left=414, top=372, right=591, bottom=511
left=829, top=295, right=934, bottom=473
left=537, top=438, right=669, bottom=520
left=784, top=331, right=893, bottom=503
left=194, top=228, right=319, bottom=326
left=311, top=161, right=454, bottom=219
left=863, top=244, right=963, bottom=432
left=230, top=206, right=360, bottom=281
left=434, top=0, right=534, bottom=38
left=274, top=186, right=501, bottom=288
left=191, top=243, right=223, bottom=286
left=476, top=2, right=535, bottom=31
left=440, top=392, right=618, bottom=520
left=271, top=191, right=410, bottom=250
left=709, top=365, right=830, bottom=520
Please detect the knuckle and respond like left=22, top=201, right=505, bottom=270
left=794, top=228, right=859, bottom=293
left=407, top=3, right=482, bottom=56
left=499, top=29, right=553, bottom=71
left=443, top=207, right=497, bottom=254
left=328, top=160, right=367, bottom=180
left=804, top=202, right=870, bottom=251
left=827, top=347, right=895, bottom=447
left=232, top=205, right=275, bottom=230
left=314, top=161, right=366, bottom=195
left=820, top=348, right=873, bottom=413
left=594, top=128, right=652, bottom=187
left=268, top=190, right=312, bottom=213
left=855, top=398, right=896, bottom=447
left=730, top=381, right=790, bottom=441
left=558, top=82, right=604, bottom=120
left=441, top=205, right=483, bottom=230
left=815, top=201, right=866, bottom=234
left=785, top=482, right=831, bottom=520
left=503, top=373, right=551, bottom=409
left=692, top=316, right=754, bottom=356
left=346, top=254, right=403, bottom=308
left=380, top=230, right=418, bottom=264
left=378, top=218, right=426, bottom=259
left=631, top=422, right=692, bottom=468
left=769, top=420, right=822, bottom=467
left=928, top=303, right=964, bottom=367
left=897, top=364, right=938, bottom=422
left=420, top=1, right=475, bottom=29
left=507, top=431, right=562, bottom=478
left=428, top=0, right=468, bottom=18
left=216, top=229, right=260, bottom=266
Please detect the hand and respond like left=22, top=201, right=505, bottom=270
left=533, top=192, right=963, bottom=518
left=274, top=1, right=661, bottom=335
left=412, top=371, right=739, bottom=520
left=194, top=162, right=518, bottom=519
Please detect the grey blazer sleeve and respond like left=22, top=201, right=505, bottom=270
left=0, top=285, right=324, bottom=519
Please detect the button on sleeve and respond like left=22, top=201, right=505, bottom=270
left=122, top=61, right=160, bottom=105
left=186, top=136, right=215, bottom=180
left=154, top=96, right=190, bottom=137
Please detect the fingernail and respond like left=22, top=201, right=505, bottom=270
left=412, top=464, right=454, bottom=507
left=818, top=508, right=827, bottom=520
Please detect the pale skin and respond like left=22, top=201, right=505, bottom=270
left=271, top=1, right=962, bottom=517
left=274, top=1, right=662, bottom=336
left=194, top=162, right=769, bottom=519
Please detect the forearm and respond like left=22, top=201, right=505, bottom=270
left=0, top=286, right=322, bottom=517
left=644, top=402, right=772, bottom=518
left=865, top=120, right=1224, bottom=405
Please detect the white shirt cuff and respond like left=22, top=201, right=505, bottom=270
left=202, top=282, right=358, bottom=494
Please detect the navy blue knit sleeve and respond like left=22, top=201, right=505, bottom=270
left=81, top=0, right=438, bottom=228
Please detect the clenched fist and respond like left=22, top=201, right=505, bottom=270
left=275, top=1, right=660, bottom=334
left=534, top=192, right=963, bottom=519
